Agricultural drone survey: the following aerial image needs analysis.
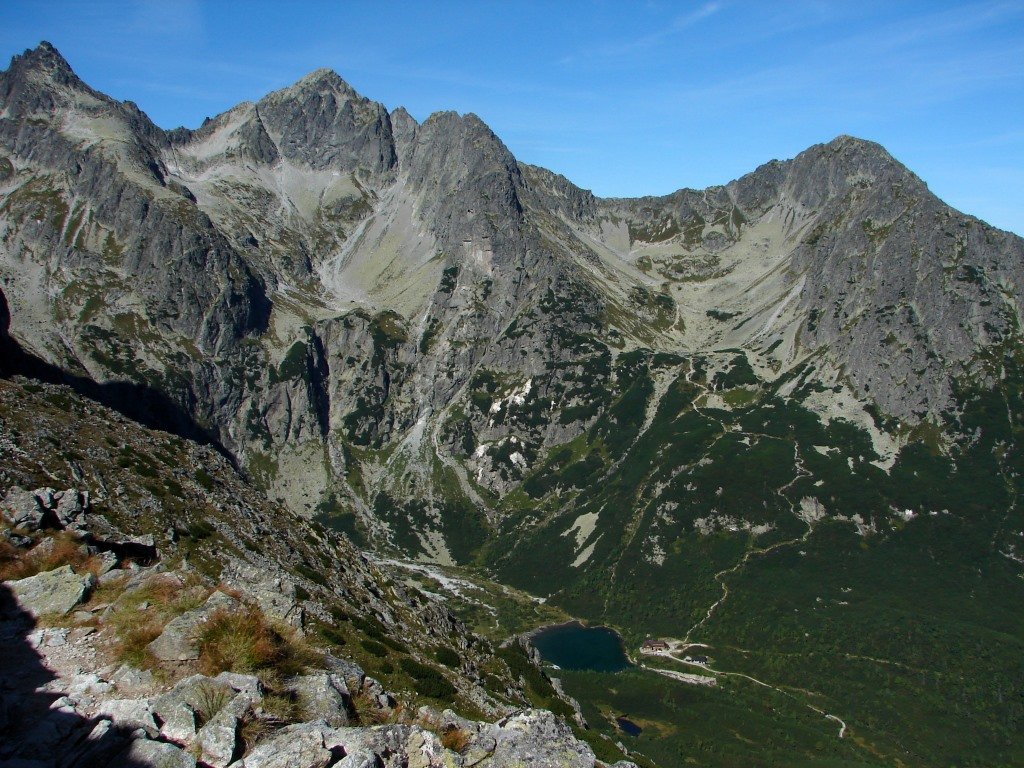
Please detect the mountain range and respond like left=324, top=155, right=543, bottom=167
left=2, top=42, right=1023, bottom=767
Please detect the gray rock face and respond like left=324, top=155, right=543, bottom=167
left=487, top=709, right=596, bottom=768
left=235, top=722, right=334, bottom=768
left=334, top=749, right=379, bottom=768
left=1, top=486, right=46, bottom=530
left=254, top=69, right=398, bottom=175
left=152, top=674, right=225, bottom=720
left=290, top=673, right=351, bottom=727
left=113, top=738, right=198, bottom=768
left=95, top=698, right=160, bottom=738
left=220, top=560, right=303, bottom=629
left=5, top=564, right=94, bottom=617
left=214, top=671, right=264, bottom=698
left=197, top=692, right=251, bottom=767
left=159, top=700, right=198, bottom=745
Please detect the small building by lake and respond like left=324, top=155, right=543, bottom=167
left=641, top=638, right=669, bottom=652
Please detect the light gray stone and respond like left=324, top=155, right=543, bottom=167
left=95, top=698, right=160, bottom=738
left=111, top=663, right=156, bottom=689
left=220, top=560, right=304, bottom=629
left=236, top=722, right=333, bottom=768
left=291, top=672, right=350, bottom=727
left=321, top=724, right=411, bottom=765
left=5, top=565, right=94, bottom=617
left=335, top=749, right=380, bottom=768
left=53, top=488, right=86, bottom=529
left=95, top=549, right=119, bottom=575
left=152, top=674, right=219, bottom=717
left=214, top=671, right=264, bottom=698
left=197, top=692, right=251, bottom=767
left=159, top=700, right=198, bottom=745
left=113, top=738, right=198, bottom=768
left=68, top=672, right=112, bottom=696
left=487, top=709, right=595, bottom=768
left=1, top=486, right=46, bottom=530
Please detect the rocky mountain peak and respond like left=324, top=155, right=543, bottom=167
left=8, top=41, right=74, bottom=79
left=0, top=41, right=97, bottom=115
left=390, top=106, right=419, bottom=162
left=247, top=67, right=396, bottom=174
left=266, top=66, right=365, bottom=108
left=294, top=66, right=353, bottom=90
left=779, top=133, right=926, bottom=211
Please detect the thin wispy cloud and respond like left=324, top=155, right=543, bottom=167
left=566, top=1, right=725, bottom=62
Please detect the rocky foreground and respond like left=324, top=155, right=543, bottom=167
left=2, top=573, right=613, bottom=767
left=0, top=487, right=633, bottom=768
left=0, top=375, right=638, bottom=768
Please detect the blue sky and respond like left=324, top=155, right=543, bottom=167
left=2, top=1, right=1022, bottom=234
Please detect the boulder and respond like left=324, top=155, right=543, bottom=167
left=323, top=724, right=412, bottom=765
left=112, top=738, right=198, bottom=768
left=197, top=692, right=251, bottom=767
left=197, top=709, right=240, bottom=767
left=94, top=549, right=119, bottom=575
left=1, top=527, right=33, bottom=547
left=159, top=700, right=198, bottom=745
left=5, top=564, right=94, bottom=617
left=68, top=672, right=113, bottom=696
left=361, top=676, right=394, bottom=709
left=147, top=590, right=239, bottom=661
left=111, top=663, right=156, bottom=690
left=95, top=698, right=160, bottom=738
left=234, top=722, right=334, bottom=768
left=221, top=559, right=304, bottom=629
left=53, top=488, right=87, bottom=530
left=404, top=727, right=450, bottom=768
left=215, top=671, right=264, bottom=698
left=325, top=655, right=367, bottom=688
left=291, top=672, right=351, bottom=727
left=33, top=487, right=59, bottom=508
left=487, top=709, right=596, bottom=768
left=334, top=749, right=380, bottom=768
left=152, top=674, right=221, bottom=716
left=1, top=486, right=46, bottom=530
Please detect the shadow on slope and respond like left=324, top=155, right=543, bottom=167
left=0, top=583, right=149, bottom=767
left=0, top=287, right=232, bottom=463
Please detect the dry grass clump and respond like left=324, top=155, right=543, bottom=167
left=259, top=691, right=300, bottom=723
left=194, top=680, right=234, bottom=726
left=196, top=606, right=319, bottom=677
left=111, top=614, right=164, bottom=669
left=107, top=573, right=212, bottom=669
left=0, top=536, right=28, bottom=581
left=351, top=689, right=404, bottom=726
left=0, top=531, right=103, bottom=581
left=440, top=726, right=472, bottom=754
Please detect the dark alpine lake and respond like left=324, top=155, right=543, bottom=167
left=531, top=622, right=631, bottom=672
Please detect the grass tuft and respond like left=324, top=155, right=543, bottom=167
left=197, top=606, right=319, bottom=677
left=194, top=680, right=233, bottom=727
left=440, top=725, right=472, bottom=754
left=0, top=532, right=104, bottom=582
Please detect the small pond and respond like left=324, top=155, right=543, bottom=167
left=616, top=717, right=643, bottom=736
left=531, top=621, right=631, bottom=672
